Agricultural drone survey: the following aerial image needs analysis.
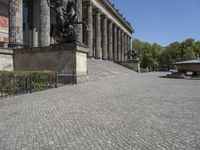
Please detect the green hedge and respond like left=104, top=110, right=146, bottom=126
left=0, top=71, right=57, bottom=96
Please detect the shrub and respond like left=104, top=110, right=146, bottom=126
left=0, top=71, right=57, bottom=97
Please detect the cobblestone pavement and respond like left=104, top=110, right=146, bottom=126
left=0, top=71, right=200, bottom=150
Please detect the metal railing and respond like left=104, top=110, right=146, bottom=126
left=0, top=72, right=58, bottom=99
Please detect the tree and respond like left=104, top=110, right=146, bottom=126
left=194, top=41, right=200, bottom=57
left=132, top=39, right=164, bottom=69
left=180, top=38, right=196, bottom=60
left=132, top=38, right=199, bottom=70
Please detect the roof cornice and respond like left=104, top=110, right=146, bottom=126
left=100, top=0, right=134, bottom=33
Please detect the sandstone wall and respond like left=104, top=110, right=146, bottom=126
left=0, top=48, right=13, bottom=71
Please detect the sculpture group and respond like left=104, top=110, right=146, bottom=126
left=47, top=0, right=88, bottom=43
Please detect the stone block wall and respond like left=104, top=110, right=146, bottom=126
left=14, top=43, right=89, bottom=83
left=0, top=48, right=13, bottom=71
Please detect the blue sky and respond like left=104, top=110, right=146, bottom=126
left=110, top=0, right=200, bottom=46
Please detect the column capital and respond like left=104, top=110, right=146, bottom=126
left=108, top=19, right=113, bottom=24
left=113, top=22, right=118, bottom=28
left=118, top=27, right=122, bottom=32
left=95, top=9, right=102, bottom=15
left=102, top=14, right=108, bottom=20
left=85, top=0, right=94, bottom=7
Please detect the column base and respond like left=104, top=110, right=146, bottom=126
left=8, top=43, right=24, bottom=48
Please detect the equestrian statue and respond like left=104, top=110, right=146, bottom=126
left=47, top=0, right=88, bottom=43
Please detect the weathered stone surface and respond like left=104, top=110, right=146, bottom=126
left=108, top=20, right=113, bottom=61
left=124, top=34, right=128, bottom=61
left=102, top=16, right=108, bottom=60
left=113, top=25, right=118, bottom=61
left=117, top=28, right=121, bottom=61
left=8, top=0, right=23, bottom=47
left=76, top=0, right=83, bottom=44
left=39, top=0, right=50, bottom=47
left=0, top=48, right=13, bottom=71
left=121, top=31, right=124, bottom=61
left=87, top=1, right=93, bottom=57
left=95, top=9, right=102, bottom=59
left=32, top=0, right=40, bottom=47
left=14, top=43, right=89, bottom=83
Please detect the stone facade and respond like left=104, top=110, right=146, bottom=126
left=14, top=43, right=89, bottom=83
left=0, top=0, right=134, bottom=74
left=83, top=0, right=133, bottom=61
left=0, top=48, right=13, bottom=71
left=5, top=0, right=133, bottom=62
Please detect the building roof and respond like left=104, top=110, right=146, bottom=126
left=103, top=0, right=134, bottom=32
left=175, top=58, right=200, bottom=64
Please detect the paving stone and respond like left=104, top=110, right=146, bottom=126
left=0, top=63, right=200, bottom=150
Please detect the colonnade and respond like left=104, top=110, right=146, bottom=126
left=8, top=0, right=132, bottom=62
left=85, top=1, right=132, bottom=61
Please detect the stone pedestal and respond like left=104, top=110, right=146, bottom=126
left=14, top=43, right=89, bottom=84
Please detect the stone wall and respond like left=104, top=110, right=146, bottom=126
left=0, top=48, right=13, bottom=71
left=118, top=61, right=140, bottom=73
left=14, top=43, right=89, bottom=83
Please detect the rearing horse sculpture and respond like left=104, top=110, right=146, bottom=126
left=47, top=0, right=88, bottom=43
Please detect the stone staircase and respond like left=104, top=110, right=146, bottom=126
left=87, top=58, right=136, bottom=81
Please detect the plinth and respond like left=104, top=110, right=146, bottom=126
left=14, top=43, right=89, bottom=84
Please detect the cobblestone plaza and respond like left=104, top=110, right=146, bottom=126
left=0, top=66, right=200, bottom=149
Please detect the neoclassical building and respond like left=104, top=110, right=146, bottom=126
left=7, top=0, right=134, bottom=62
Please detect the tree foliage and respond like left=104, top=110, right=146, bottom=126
left=132, top=38, right=200, bottom=70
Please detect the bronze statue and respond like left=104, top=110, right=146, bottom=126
left=47, top=0, right=88, bottom=43
left=125, top=49, right=138, bottom=61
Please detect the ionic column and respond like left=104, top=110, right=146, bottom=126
left=130, top=36, right=132, bottom=50
left=121, top=31, right=124, bottom=62
left=95, top=9, right=102, bottom=59
left=76, top=0, right=83, bottom=44
left=127, top=36, right=130, bottom=51
left=128, top=36, right=131, bottom=50
left=124, top=34, right=128, bottom=61
left=113, top=25, right=118, bottom=61
left=8, top=0, right=23, bottom=47
left=87, top=1, right=93, bottom=57
left=39, top=0, right=50, bottom=47
left=102, top=16, right=108, bottom=60
left=33, top=0, right=39, bottom=47
left=108, top=20, right=113, bottom=61
left=117, top=28, right=121, bottom=61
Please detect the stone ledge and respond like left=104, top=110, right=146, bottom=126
left=0, top=48, right=13, bottom=55
left=14, top=43, right=89, bottom=54
left=14, top=43, right=89, bottom=84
